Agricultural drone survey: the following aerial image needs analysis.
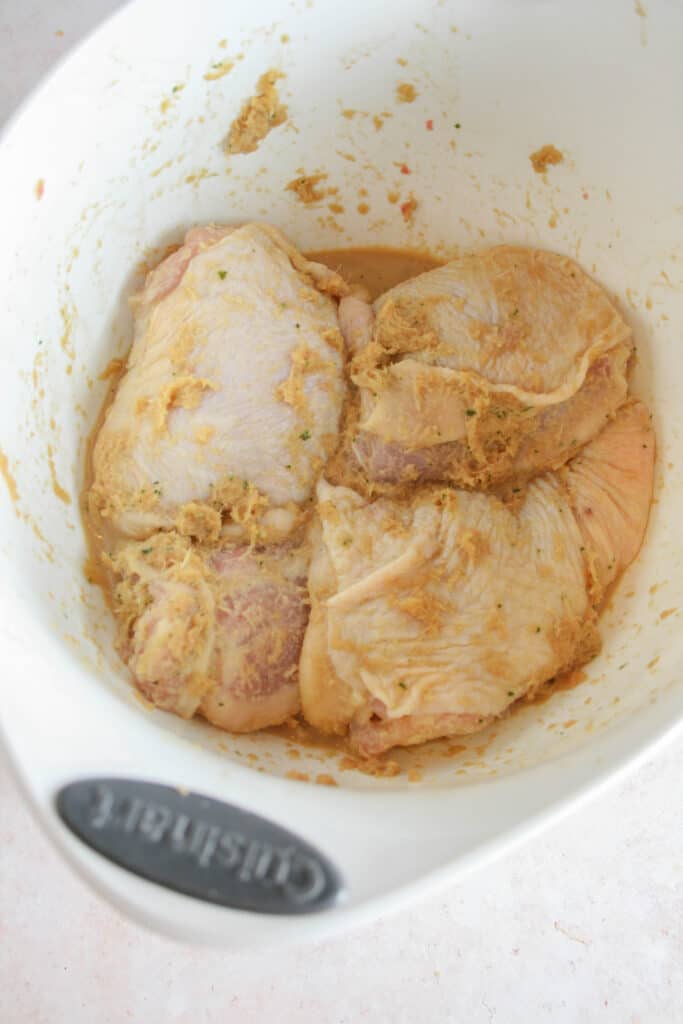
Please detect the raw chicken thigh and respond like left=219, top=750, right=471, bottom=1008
left=89, top=223, right=350, bottom=732
left=111, top=534, right=307, bottom=731
left=335, top=246, right=632, bottom=491
left=90, top=222, right=348, bottom=544
left=300, top=402, right=654, bottom=755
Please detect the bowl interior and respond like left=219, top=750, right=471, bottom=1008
left=1, top=0, right=683, bottom=794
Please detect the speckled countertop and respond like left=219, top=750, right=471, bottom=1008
left=0, top=3, right=682, bottom=1022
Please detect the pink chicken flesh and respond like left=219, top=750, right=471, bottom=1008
left=113, top=537, right=308, bottom=732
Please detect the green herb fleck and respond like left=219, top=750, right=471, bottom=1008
left=284, top=463, right=292, bottom=470
left=512, top=487, right=521, bottom=494
left=398, top=681, right=407, bottom=689
left=465, top=408, right=476, bottom=417
left=217, top=269, right=227, bottom=280
left=242, top=479, right=249, bottom=490
left=299, top=429, right=311, bottom=441
left=512, top=307, right=519, bottom=317
left=295, top=322, right=300, bottom=329
left=454, top=122, right=461, bottom=129
left=496, top=602, right=503, bottom=609
left=507, top=690, right=515, bottom=697
left=141, top=547, right=153, bottom=555
left=535, top=626, right=541, bottom=633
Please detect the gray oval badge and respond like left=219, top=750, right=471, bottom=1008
left=57, top=778, right=345, bottom=915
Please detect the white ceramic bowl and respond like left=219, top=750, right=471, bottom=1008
left=1, top=0, right=682, bottom=947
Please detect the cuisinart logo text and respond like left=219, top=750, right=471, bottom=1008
left=88, top=784, right=325, bottom=904
left=57, top=779, right=342, bottom=912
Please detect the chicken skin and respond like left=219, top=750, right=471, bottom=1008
left=90, top=223, right=348, bottom=545
left=334, top=246, right=632, bottom=492
left=110, top=534, right=308, bottom=731
left=300, top=402, right=654, bottom=755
